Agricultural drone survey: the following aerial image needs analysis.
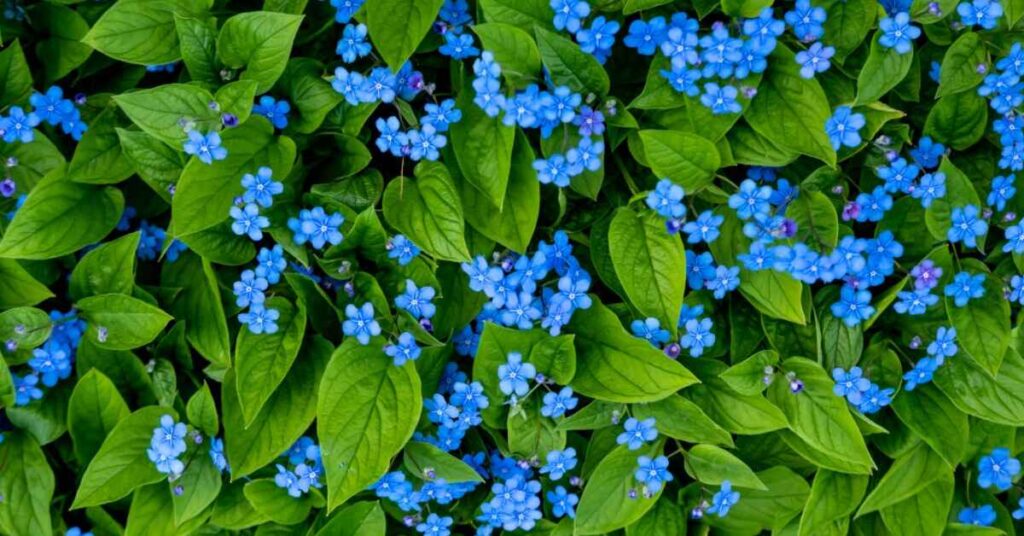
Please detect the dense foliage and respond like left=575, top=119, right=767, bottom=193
left=4, top=0, right=1024, bottom=534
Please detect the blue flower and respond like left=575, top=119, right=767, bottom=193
left=256, top=245, right=286, bottom=284
left=0, top=106, right=40, bottom=143
left=729, top=179, right=773, bottom=220
left=646, top=179, right=686, bottom=220
left=700, top=83, right=742, bottom=115
left=660, top=23, right=700, bottom=69
left=451, top=380, right=489, bottom=411
left=552, top=273, right=593, bottom=310
left=241, top=166, right=283, bottom=208
left=551, top=0, right=590, bottom=33
left=375, top=117, right=408, bottom=156
left=363, top=67, right=397, bottom=103
left=540, top=448, right=577, bottom=480
left=958, top=505, right=997, bottom=526
left=854, top=186, right=893, bottom=222
left=151, top=414, right=188, bottom=456
left=706, top=265, right=740, bottom=299
left=947, top=205, right=988, bottom=248
left=422, top=99, right=462, bottom=132
left=903, top=357, right=940, bottom=391
left=416, top=514, right=453, bottom=536
left=634, top=455, right=673, bottom=493
left=29, top=86, right=73, bottom=126
left=796, top=42, right=835, bottom=78
left=472, top=75, right=505, bottom=117
left=385, top=332, right=421, bottom=366
left=988, top=175, right=1015, bottom=211
left=337, top=23, right=371, bottom=62
left=330, top=0, right=363, bottom=22
left=574, top=106, right=605, bottom=136
left=332, top=67, right=369, bottom=105
left=288, top=207, right=345, bottom=249
left=910, top=137, right=946, bottom=168
left=386, top=235, right=420, bottom=266
left=825, top=106, right=866, bottom=150
left=395, top=280, right=436, bottom=320
left=624, top=16, right=667, bottom=55
left=877, top=157, right=920, bottom=193
left=927, top=326, right=959, bottom=360
left=930, top=60, right=942, bottom=82
left=977, top=447, right=1021, bottom=491
left=1014, top=498, right=1024, bottom=520
left=239, top=304, right=280, bottom=334
left=463, top=256, right=503, bottom=294
left=575, top=16, right=619, bottom=63
left=13, top=373, right=42, bottom=406
left=439, top=0, right=472, bottom=31
left=617, top=417, right=658, bottom=450
left=912, top=171, right=946, bottom=208
left=547, top=486, right=579, bottom=519
left=534, top=154, right=572, bottom=187
left=343, top=303, right=381, bottom=345
left=785, top=0, right=827, bottom=42
left=769, top=179, right=799, bottom=209
left=683, top=210, right=724, bottom=244
left=183, top=130, right=227, bottom=164
left=742, top=7, right=785, bottom=52
left=252, top=95, right=290, bottom=129
left=27, top=340, right=70, bottom=387
left=879, top=12, right=920, bottom=54
left=60, top=107, right=87, bottom=141
left=945, top=272, right=985, bottom=307
left=687, top=251, right=717, bottom=290
left=699, top=25, right=743, bottom=78
left=893, top=288, right=937, bottom=315
left=739, top=240, right=775, bottom=271
left=958, top=0, right=1003, bottom=29
left=856, top=384, right=894, bottom=414
left=832, top=366, right=871, bottom=404
left=285, top=437, right=315, bottom=465
left=408, top=124, right=447, bottom=161
left=566, top=137, right=604, bottom=175
left=831, top=285, right=875, bottom=326
left=631, top=317, right=671, bottom=347
left=707, top=481, right=741, bottom=517
left=147, top=447, right=184, bottom=476
left=661, top=65, right=702, bottom=96
left=439, top=32, right=479, bottom=59
left=233, top=269, right=268, bottom=308
left=735, top=41, right=769, bottom=78
left=681, top=317, right=716, bottom=357
left=498, top=352, right=536, bottom=397
left=230, top=203, right=269, bottom=241
left=1011, top=275, right=1024, bottom=304
left=500, top=291, right=543, bottom=329
left=541, top=387, right=578, bottom=418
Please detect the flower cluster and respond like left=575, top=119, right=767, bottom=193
left=234, top=245, right=287, bottom=334
left=275, top=436, right=325, bottom=497
left=146, top=415, right=188, bottom=477
left=10, top=309, right=85, bottom=407
left=831, top=366, right=894, bottom=414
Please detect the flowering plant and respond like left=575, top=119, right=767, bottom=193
left=0, top=0, right=1023, bottom=534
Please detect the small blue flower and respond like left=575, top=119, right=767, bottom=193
left=912, top=171, right=946, bottom=208
left=700, top=83, right=742, bottom=115
left=256, top=245, right=286, bottom=284
left=617, top=417, right=658, bottom=450
left=375, top=116, right=408, bottom=156
left=903, top=357, right=940, bottom=391
left=330, top=0, right=363, bottom=23
left=541, top=386, right=578, bottom=418
left=151, top=414, right=188, bottom=456
left=241, top=166, right=283, bottom=208
left=439, top=32, right=479, bottom=59
left=13, top=373, right=42, bottom=406
left=635, top=455, right=673, bottom=493
left=385, top=332, right=421, bottom=366
left=707, top=481, right=741, bottom=517
left=395, top=280, right=436, bottom=320
left=958, top=505, right=997, bottom=526
left=1011, top=275, right=1024, bottom=304
left=534, top=154, right=572, bottom=187
left=854, top=186, right=893, bottom=222
left=422, top=99, right=462, bottom=132
left=230, top=203, right=269, bottom=241
left=1013, top=497, right=1024, bottom=520
left=566, top=137, right=603, bottom=175
left=498, top=352, right=536, bottom=397
left=547, top=486, right=578, bottom=519
left=646, top=179, right=686, bottom=219
left=785, top=0, right=827, bottom=42
left=540, top=448, right=577, bottom=480
left=462, top=256, right=503, bottom=294
left=977, top=447, right=1021, bottom=491
left=331, top=67, right=369, bottom=105
left=661, top=65, right=702, bottom=96
left=832, top=366, right=872, bottom=405
left=706, top=265, right=740, bottom=299
left=927, top=326, right=959, bottom=360
left=988, top=175, right=1015, bottom=211
left=288, top=207, right=345, bottom=249
left=233, top=269, right=268, bottom=308
left=551, top=0, right=590, bottom=34
left=576, top=16, right=620, bottom=63
left=742, top=7, right=785, bottom=52
left=0, top=106, right=40, bottom=143
left=831, top=285, right=875, bottom=326
left=687, top=251, right=717, bottom=290
left=388, top=235, right=421, bottom=266
left=699, top=25, right=743, bottom=78
left=337, top=23, right=371, bottom=63
left=631, top=317, right=671, bottom=347
left=661, top=22, right=700, bottom=69
left=500, top=291, right=543, bottom=329
left=680, top=317, right=716, bottom=357
left=624, top=16, right=667, bottom=55
left=910, top=137, right=946, bottom=169
left=29, top=86, right=73, bottom=126
left=947, top=205, right=988, bottom=248
left=28, top=341, right=70, bottom=387
left=343, top=303, right=381, bottom=345
left=945, top=272, right=985, bottom=307
left=879, top=12, right=920, bottom=54
left=958, top=0, right=1003, bottom=29
left=363, top=67, right=397, bottom=103
left=183, top=130, right=227, bottom=164
left=825, top=106, right=866, bottom=150
left=252, top=96, right=290, bottom=129
left=147, top=447, right=184, bottom=476
left=877, top=157, right=920, bottom=193
left=856, top=384, right=894, bottom=414
left=408, top=124, right=447, bottom=161
left=416, top=514, right=453, bottom=536
left=239, top=304, right=280, bottom=334
left=683, top=210, right=724, bottom=244
left=893, top=288, right=937, bottom=315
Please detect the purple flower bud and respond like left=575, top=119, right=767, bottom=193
left=830, top=184, right=845, bottom=195
left=167, top=184, right=177, bottom=197
left=610, top=410, right=622, bottom=425
left=13, top=324, right=25, bottom=335
left=191, top=430, right=203, bottom=444
left=742, top=86, right=758, bottom=100
left=841, top=201, right=861, bottom=222
left=517, top=459, right=531, bottom=470
left=642, top=486, right=654, bottom=499
left=403, top=516, right=417, bottom=527
left=74, top=93, right=88, bottom=106
left=208, top=100, right=220, bottom=111
left=535, top=373, right=546, bottom=384
left=344, top=281, right=356, bottom=297
left=628, top=488, right=638, bottom=500
left=884, top=150, right=899, bottom=161
left=786, top=372, right=804, bottom=393
left=385, top=238, right=395, bottom=250
left=779, top=218, right=798, bottom=238
left=982, top=207, right=994, bottom=220
left=423, top=467, right=436, bottom=480
left=97, top=326, right=109, bottom=343
left=1005, top=211, right=1017, bottom=222
left=570, top=476, right=583, bottom=487
left=173, top=485, right=184, bottom=496
left=4, top=157, right=17, bottom=168
left=0, top=178, right=16, bottom=198
left=500, top=254, right=518, bottom=273
left=222, top=113, right=239, bottom=127
left=408, top=72, right=424, bottom=90
left=691, top=507, right=705, bottom=519
left=432, top=21, right=449, bottom=34
left=876, top=135, right=892, bottom=147
left=664, top=342, right=681, bottom=359
left=666, top=218, right=685, bottom=234
left=928, top=1, right=942, bottom=15
left=977, top=63, right=988, bottom=75
left=909, top=335, right=922, bottom=350
left=419, top=318, right=434, bottom=333
left=4, top=339, right=17, bottom=353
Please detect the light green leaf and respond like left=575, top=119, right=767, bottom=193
left=382, top=162, right=471, bottom=262
left=171, top=454, right=222, bottom=525
left=403, top=441, right=485, bottom=484
left=68, top=107, right=135, bottom=185
left=639, top=129, right=720, bottom=191
left=175, top=13, right=218, bottom=83
left=217, top=11, right=303, bottom=93
left=799, top=470, right=869, bottom=536
left=365, top=0, right=444, bottom=71
left=0, top=259, right=55, bottom=308
left=77, top=294, right=173, bottom=350
left=688, top=444, right=767, bottom=490
left=576, top=442, right=665, bottom=534
left=244, top=479, right=316, bottom=525
left=923, top=90, right=988, bottom=150
left=82, top=0, right=198, bottom=65
left=855, top=31, right=914, bottom=105
left=186, top=382, right=219, bottom=437
left=858, top=442, right=951, bottom=516
left=70, top=232, right=140, bottom=300
left=235, top=297, right=307, bottom=426
left=633, top=395, right=734, bottom=447
left=113, top=84, right=220, bottom=147
left=67, top=370, right=131, bottom=466
left=116, top=128, right=186, bottom=202
left=473, top=23, right=541, bottom=87
left=937, top=31, right=988, bottom=97
left=0, top=40, right=32, bottom=108
left=160, top=252, right=231, bottom=366
left=608, top=207, right=686, bottom=330
left=878, top=475, right=954, bottom=536
left=535, top=26, right=610, bottom=96
left=0, top=432, right=53, bottom=536
left=449, top=74, right=515, bottom=208
left=314, top=501, right=386, bottom=536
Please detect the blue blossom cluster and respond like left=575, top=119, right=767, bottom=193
left=956, top=446, right=1024, bottom=526
left=5, top=85, right=89, bottom=142
left=418, top=364, right=488, bottom=452
left=458, top=230, right=593, bottom=344
left=387, top=279, right=437, bottom=364
left=374, top=98, right=461, bottom=162
left=903, top=326, right=958, bottom=390
left=436, top=0, right=479, bottom=60
left=146, top=414, right=188, bottom=477
left=275, top=436, right=325, bottom=497
left=234, top=245, right=287, bottom=334
left=10, top=309, right=85, bottom=406
left=831, top=366, right=893, bottom=414
left=982, top=45, right=1024, bottom=167
left=230, top=166, right=282, bottom=241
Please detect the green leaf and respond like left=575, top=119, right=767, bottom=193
left=72, top=406, right=176, bottom=509
left=67, top=370, right=131, bottom=466
left=567, top=297, right=699, bottom=402
left=224, top=336, right=332, bottom=479
left=479, top=0, right=552, bottom=30
left=878, top=475, right=954, bottom=536
left=160, top=252, right=231, bottom=367
left=891, top=383, right=967, bottom=466
left=70, top=232, right=139, bottom=300
left=937, top=32, right=988, bottom=97
left=555, top=400, right=624, bottom=431
left=633, top=395, right=734, bottom=447
left=767, top=358, right=873, bottom=474
left=924, top=90, right=988, bottom=151
left=0, top=259, right=55, bottom=308
left=0, top=40, right=32, bottom=108
left=68, top=107, right=135, bottom=185
left=855, top=31, right=914, bottom=105
left=0, top=432, right=54, bottom=536
left=0, top=169, right=124, bottom=260
left=933, top=344, right=1024, bottom=426
left=857, top=443, right=951, bottom=516
left=215, top=79, right=260, bottom=126
left=186, top=382, right=219, bottom=437
left=608, top=207, right=686, bottom=330
left=745, top=45, right=836, bottom=166
left=235, top=297, right=307, bottom=425
left=83, top=0, right=195, bottom=65
left=177, top=222, right=257, bottom=266
left=458, top=129, right=540, bottom=252
left=473, top=323, right=576, bottom=427
left=719, top=349, right=780, bottom=395
left=623, top=0, right=675, bottom=13
left=403, top=441, right=485, bottom=484
left=175, top=13, right=218, bottom=83
left=625, top=496, right=686, bottom=535
left=313, top=501, right=386, bottom=536
left=29, top=4, right=93, bottom=84
left=534, top=26, right=610, bottom=96
left=799, top=470, right=869, bottom=536
left=171, top=454, right=222, bottom=525
left=449, top=74, right=516, bottom=208
left=722, top=0, right=772, bottom=17
left=705, top=467, right=810, bottom=533
left=0, top=358, right=13, bottom=410
left=508, top=393, right=567, bottom=457
left=173, top=117, right=296, bottom=236
left=685, top=361, right=789, bottom=435
left=924, top=157, right=981, bottom=243
left=947, top=271, right=1010, bottom=375
left=473, top=23, right=542, bottom=87
left=116, top=128, right=186, bottom=202
left=638, top=129, right=720, bottom=191
left=317, top=339, right=421, bottom=511
left=77, top=294, right=173, bottom=350
left=275, top=58, right=344, bottom=134
left=575, top=441, right=665, bottom=534
left=365, top=0, right=444, bottom=71
left=821, top=0, right=876, bottom=59
left=124, top=483, right=207, bottom=536
left=382, top=162, right=471, bottom=262
left=113, top=84, right=220, bottom=147
left=217, top=11, right=303, bottom=93
left=244, top=479, right=315, bottom=525
left=785, top=190, right=839, bottom=249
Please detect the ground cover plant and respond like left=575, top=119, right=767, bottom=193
left=1, top=0, right=1024, bottom=534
